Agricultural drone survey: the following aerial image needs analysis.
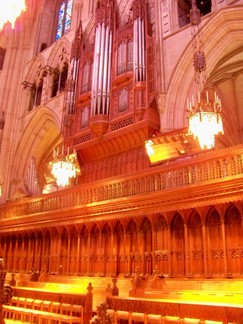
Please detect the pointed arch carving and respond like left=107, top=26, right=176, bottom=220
left=205, top=207, right=224, bottom=276
left=170, top=213, right=185, bottom=276
left=12, top=107, right=60, bottom=194
left=224, top=204, right=243, bottom=276
left=162, top=7, right=243, bottom=146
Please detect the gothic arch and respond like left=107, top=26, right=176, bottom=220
left=140, top=217, right=152, bottom=251
left=79, top=225, right=89, bottom=275
left=170, top=213, right=185, bottom=276
left=47, top=38, right=70, bottom=68
left=24, top=55, right=45, bottom=84
left=12, top=106, right=61, bottom=195
left=114, top=221, right=125, bottom=275
left=205, top=207, right=224, bottom=276
left=90, top=224, right=100, bottom=275
left=126, top=219, right=138, bottom=274
left=140, top=217, right=153, bottom=274
left=100, top=223, right=112, bottom=274
left=224, top=204, right=243, bottom=275
left=22, top=55, right=45, bottom=113
left=162, top=6, right=243, bottom=147
left=187, top=210, right=203, bottom=276
left=154, top=213, right=169, bottom=274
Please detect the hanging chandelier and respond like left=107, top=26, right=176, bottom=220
left=187, top=91, right=224, bottom=149
left=187, top=0, right=223, bottom=150
left=49, top=147, right=80, bottom=187
left=0, top=0, right=26, bottom=31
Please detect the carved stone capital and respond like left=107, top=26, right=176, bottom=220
left=157, top=92, right=166, bottom=113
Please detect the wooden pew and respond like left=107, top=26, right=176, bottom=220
left=106, top=296, right=243, bottom=323
left=3, top=304, right=83, bottom=324
left=11, top=284, right=92, bottom=323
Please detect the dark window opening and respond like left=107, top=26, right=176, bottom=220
left=28, top=82, right=43, bottom=111
left=60, top=64, right=68, bottom=92
left=178, top=0, right=211, bottom=28
left=40, top=43, right=47, bottom=52
left=51, top=64, right=68, bottom=98
left=0, top=47, right=6, bottom=70
left=52, top=73, right=59, bottom=98
left=36, top=82, right=43, bottom=106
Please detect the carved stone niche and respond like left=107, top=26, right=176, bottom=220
left=90, top=115, right=109, bottom=136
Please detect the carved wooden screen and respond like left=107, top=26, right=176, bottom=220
left=225, top=205, right=243, bottom=276
left=187, top=212, right=204, bottom=276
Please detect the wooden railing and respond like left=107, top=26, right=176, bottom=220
left=1, top=145, right=243, bottom=220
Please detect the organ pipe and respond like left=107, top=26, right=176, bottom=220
left=106, top=31, right=112, bottom=115
left=65, top=21, right=82, bottom=115
left=91, top=0, right=113, bottom=116
left=133, top=0, right=146, bottom=82
left=141, top=18, right=145, bottom=80
left=138, top=18, right=142, bottom=80
left=102, top=26, right=109, bottom=114
left=134, top=18, right=138, bottom=81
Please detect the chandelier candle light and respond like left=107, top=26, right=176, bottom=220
left=187, top=0, right=224, bottom=150
left=187, top=90, right=224, bottom=150
left=50, top=147, right=80, bottom=187
left=0, top=0, right=26, bottom=31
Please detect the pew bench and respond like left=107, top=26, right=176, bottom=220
left=106, top=296, right=243, bottom=323
left=11, top=284, right=92, bottom=323
left=105, top=309, right=239, bottom=324
left=3, top=305, right=84, bottom=324
left=105, top=309, right=227, bottom=324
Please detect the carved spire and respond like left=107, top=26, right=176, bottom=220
left=96, top=0, right=114, bottom=28
left=132, top=0, right=146, bottom=20
left=71, top=21, right=83, bottom=60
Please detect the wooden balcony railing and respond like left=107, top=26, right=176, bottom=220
left=0, top=145, right=243, bottom=220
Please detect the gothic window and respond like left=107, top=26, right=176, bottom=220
left=178, top=0, right=211, bottom=28
left=0, top=47, right=6, bottom=70
left=28, top=82, right=43, bottom=111
left=24, top=157, right=40, bottom=196
left=56, top=0, right=73, bottom=40
left=81, top=106, right=89, bottom=128
left=118, top=88, right=128, bottom=113
left=51, top=72, right=59, bottom=98
left=60, top=63, right=68, bottom=92
left=51, top=64, right=68, bottom=98
left=117, top=39, right=133, bottom=76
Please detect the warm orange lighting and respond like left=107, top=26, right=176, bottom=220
left=0, top=0, right=26, bottom=31
left=49, top=148, right=80, bottom=187
left=145, top=140, right=154, bottom=157
left=145, top=129, right=204, bottom=165
left=187, top=91, right=224, bottom=150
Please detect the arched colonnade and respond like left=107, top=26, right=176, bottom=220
left=1, top=203, right=243, bottom=278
